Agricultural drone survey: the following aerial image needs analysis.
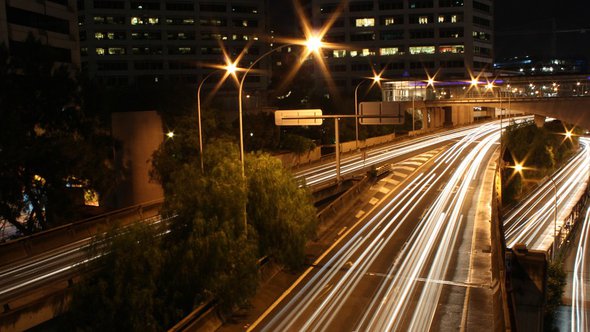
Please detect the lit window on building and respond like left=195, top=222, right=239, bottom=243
left=355, top=18, right=375, bottom=27
left=333, top=50, right=347, bottom=58
left=178, top=47, right=192, bottom=54
left=350, top=50, right=358, bottom=57
left=419, top=16, right=429, bottom=24
left=438, top=16, right=445, bottom=23
left=361, top=48, right=375, bottom=56
left=95, top=32, right=105, bottom=39
left=439, top=45, right=464, bottom=53
left=384, top=17, right=396, bottom=25
left=451, top=15, right=457, bottom=23
left=409, top=46, right=435, bottom=54
left=108, top=47, right=125, bottom=55
left=131, top=17, right=159, bottom=25
left=96, top=48, right=105, bottom=55
left=380, top=47, right=399, bottom=55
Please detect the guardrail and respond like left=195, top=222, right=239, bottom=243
left=0, top=199, right=164, bottom=267
left=554, top=183, right=590, bottom=256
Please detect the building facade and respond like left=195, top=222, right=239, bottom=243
left=0, top=0, right=80, bottom=65
left=77, top=0, right=268, bottom=88
left=311, top=0, right=493, bottom=91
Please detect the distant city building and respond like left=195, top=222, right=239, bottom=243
left=494, top=56, right=588, bottom=76
left=310, top=0, right=493, bottom=91
left=0, top=0, right=80, bottom=66
left=77, top=0, right=269, bottom=89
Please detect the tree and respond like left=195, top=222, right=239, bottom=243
left=68, top=222, right=165, bottom=331
left=280, top=133, right=316, bottom=155
left=247, top=152, right=317, bottom=269
left=0, top=37, right=117, bottom=235
left=544, top=260, right=566, bottom=331
left=159, top=139, right=259, bottom=312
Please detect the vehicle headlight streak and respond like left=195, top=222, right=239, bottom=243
left=296, top=124, right=499, bottom=187
left=504, top=138, right=590, bottom=249
left=262, top=122, right=502, bottom=331
left=571, top=206, right=590, bottom=332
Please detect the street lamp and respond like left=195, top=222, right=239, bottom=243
left=196, top=63, right=237, bottom=172
left=237, top=36, right=325, bottom=234
left=354, top=74, right=382, bottom=148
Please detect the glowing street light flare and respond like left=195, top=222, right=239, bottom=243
left=305, top=36, right=323, bottom=53
left=166, top=131, right=174, bottom=138
left=225, top=62, right=237, bottom=74
left=514, top=162, right=524, bottom=173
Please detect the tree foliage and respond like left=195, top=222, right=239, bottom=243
left=0, top=37, right=117, bottom=236
left=544, top=260, right=567, bottom=331
left=69, top=223, right=164, bottom=331
left=501, top=120, right=580, bottom=205
left=280, top=133, right=316, bottom=155
left=160, top=139, right=259, bottom=311
left=247, top=153, right=317, bottom=269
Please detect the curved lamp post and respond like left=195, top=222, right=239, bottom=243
left=196, top=64, right=237, bottom=172
left=237, top=37, right=324, bottom=235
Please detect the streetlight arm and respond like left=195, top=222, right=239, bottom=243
left=196, top=69, right=222, bottom=172
left=237, top=43, right=295, bottom=176
left=238, top=43, right=295, bottom=91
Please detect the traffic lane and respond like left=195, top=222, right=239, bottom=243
left=504, top=145, right=590, bottom=249
left=361, top=129, right=500, bottom=331
left=256, top=132, right=492, bottom=331
left=430, top=143, right=498, bottom=331
left=254, top=151, right=445, bottom=331
left=296, top=124, right=488, bottom=187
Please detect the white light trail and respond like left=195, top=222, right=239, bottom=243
left=571, top=204, right=590, bottom=331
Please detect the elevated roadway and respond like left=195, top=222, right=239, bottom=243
left=0, top=122, right=502, bottom=331
left=248, top=122, right=503, bottom=331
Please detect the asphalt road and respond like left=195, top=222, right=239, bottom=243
left=249, top=121, right=502, bottom=331
left=503, top=137, right=590, bottom=251
left=0, top=123, right=502, bottom=310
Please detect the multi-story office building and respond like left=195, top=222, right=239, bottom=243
left=311, top=0, right=493, bottom=91
left=0, top=0, right=79, bottom=66
left=77, top=0, right=268, bottom=88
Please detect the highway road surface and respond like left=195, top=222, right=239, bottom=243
left=248, top=121, right=503, bottom=331
left=504, top=137, right=590, bottom=251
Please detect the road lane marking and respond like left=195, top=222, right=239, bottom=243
left=246, top=146, right=450, bottom=332
left=379, top=187, right=390, bottom=194
left=355, top=211, right=365, bottom=218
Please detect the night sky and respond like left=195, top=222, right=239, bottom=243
left=495, top=0, right=590, bottom=61
left=269, top=0, right=590, bottom=63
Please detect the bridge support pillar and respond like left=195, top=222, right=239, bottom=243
left=425, top=107, right=444, bottom=129
left=533, top=114, right=546, bottom=128
left=443, top=107, right=453, bottom=127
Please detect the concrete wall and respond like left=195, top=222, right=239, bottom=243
left=273, top=147, right=323, bottom=168
left=111, top=111, right=164, bottom=208
left=452, top=105, right=475, bottom=126
left=424, top=107, right=445, bottom=129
